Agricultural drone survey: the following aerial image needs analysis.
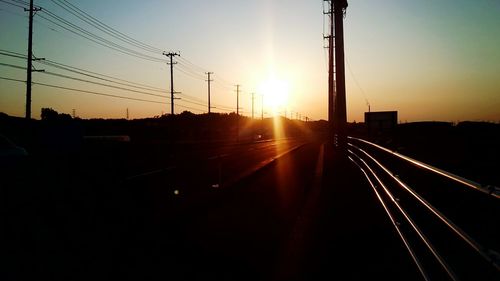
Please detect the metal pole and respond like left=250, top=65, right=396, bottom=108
left=328, top=0, right=335, bottom=137
left=333, top=0, right=348, bottom=147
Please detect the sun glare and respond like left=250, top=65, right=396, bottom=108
left=258, top=78, right=290, bottom=112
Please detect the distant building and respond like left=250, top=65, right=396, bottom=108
left=365, top=111, right=398, bottom=132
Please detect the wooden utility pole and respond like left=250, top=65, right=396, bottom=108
left=163, top=52, right=179, bottom=115
left=206, top=72, right=213, bottom=113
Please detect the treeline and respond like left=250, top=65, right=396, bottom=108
left=0, top=109, right=328, bottom=150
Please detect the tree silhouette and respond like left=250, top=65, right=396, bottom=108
left=41, top=108, right=59, bottom=120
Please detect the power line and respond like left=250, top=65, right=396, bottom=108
left=0, top=0, right=26, bottom=9
left=176, top=103, right=205, bottom=113
left=33, top=81, right=168, bottom=104
left=0, top=61, right=27, bottom=70
left=43, top=0, right=237, bottom=90
left=175, top=62, right=206, bottom=80
left=177, top=56, right=208, bottom=73
left=40, top=60, right=168, bottom=93
left=49, top=0, right=162, bottom=54
left=1, top=3, right=244, bottom=115
left=2, top=3, right=166, bottom=64
left=0, top=50, right=168, bottom=92
left=0, top=62, right=225, bottom=112
left=0, top=52, right=235, bottom=111
left=0, top=75, right=168, bottom=104
left=0, top=75, right=209, bottom=115
left=176, top=55, right=235, bottom=87
left=38, top=10, right=165, bottom=63
left=176, top=92, right=234, bottom=112
left=0, top=76, right=26, bottom=83
left=41, top=70, right=170, bottom=99
left=346, top=57, right=370, bottom=112
left=10, top=0, right=30, bottom=5
left=0, top=49, right=26, bottom=57
left=59, top=0, right=162, bottom=53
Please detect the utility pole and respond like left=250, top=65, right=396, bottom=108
left=25, top=0, right=41, bottom=119
left=333, top=0, right=348, bottom=147
left=324, top=0, right=335, bottom=136
left=235, top=84, right=240, bottom=142
left=206, top=72, right=213, bottom=114
left=163, top=52, right=179, bottom=115
left=235, top=85, right=240, bottom=116
left=251, top=92, right=255, bottom=119
left=325, top=0, right=348, bottom=145
left=72, top=109, right=76, bottom=118
left=126, top=108, right=129, bottom=120
left=261, top=94, right=264, bottom=120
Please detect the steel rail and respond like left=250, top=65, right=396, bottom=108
left=348, top=137, right=500, bottom=199
left=348, top=154, right=431, bottom=281
left=349, top=149, right=459, bottom=281
left=348, top=142, right=500, bottom=272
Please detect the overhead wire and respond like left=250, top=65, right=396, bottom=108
left=0, top=61, right=27, bottom=70
left=9, top=0, right=30, bottom=5
left=0, top=50, right=237, bottom=112
left=0, top=0, right=242, bottom=115
left=40, top=60, right=167, bottom=93
left=0, top=49, right=26, bottom=57
left=0, top=60, right=170, bottom=99
left=41, top=70, right=170, bottom=99
left=49, top=0, right=162, bottom=54
left=175, top=63, right=206, bottom=81
left=0, top=0, right=26, bottom=9
left=0, top=49, right=166, bottom=92
left=38, top=9, right=165, bottom=63
left=0, top=76, right=25, bottom=83
left=33, top=81, right=168, bottom=104
left=346, top=57, right=370, bottom=110
left=177, top=56, right=208, bottom=73
left=60, top=0, right=162, bottom=53
left=0, top=74, right=167, bottom=104
left=0, top=56, right=234, bottom=112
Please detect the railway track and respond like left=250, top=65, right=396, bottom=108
left=347, top=137, right=500, bottom=281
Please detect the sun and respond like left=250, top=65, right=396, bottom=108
left=258, top=78, right=290, bottom=113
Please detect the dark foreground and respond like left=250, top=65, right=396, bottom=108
left=2, top=118, right=500, bottom=280
left=2, top=137, right=423, bottom=281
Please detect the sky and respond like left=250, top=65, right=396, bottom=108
left=0, top=0, right=499, bottom=122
